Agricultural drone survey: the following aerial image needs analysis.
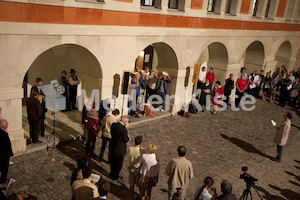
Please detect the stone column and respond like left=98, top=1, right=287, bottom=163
left=0, top=88, right=26, bottom=155
left=101, top=76, right=129, bottom=116
left=219, top=0, right=227, bottom=15
left=171, top=68, right=194, bottom=115
left=202, top=0, right=209, bottom=11
left=287, top=57, right=297, bottom=72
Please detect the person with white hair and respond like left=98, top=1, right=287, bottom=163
left=0, top=118, right=13, bottom=183
left=99, top=109, right=119, bottom=163
left=109, top=116, right=130, bottom=180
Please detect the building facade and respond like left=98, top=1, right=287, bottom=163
left=0, top=0, right=300, bottom=154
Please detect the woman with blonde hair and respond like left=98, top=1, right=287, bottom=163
left=129, top=144, right=159, bottom=200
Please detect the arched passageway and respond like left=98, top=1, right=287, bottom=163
left=24, top=44, right=102, bottom=98
left=275, top=41, right=292, bottom=70
left=134, top=42, right=178, bottom=110
left=22, top=44, right=102, bottom=144
left=197, top=42, right=228, bottom=85
left=243, top=41, right=265, bottom=74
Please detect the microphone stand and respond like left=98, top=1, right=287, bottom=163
left=46, top=108, right=57, bottom=155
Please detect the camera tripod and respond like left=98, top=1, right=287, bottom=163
left=46, top=111, right=57, bottom=155
left=239, top=183, right=263, bottom=200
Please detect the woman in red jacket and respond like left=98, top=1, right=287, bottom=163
left=212, top=81, right=224, bottom=115
left=206, top=68, right=215, bottom=85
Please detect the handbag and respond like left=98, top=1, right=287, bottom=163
left=188, top=102, right=198, bottom=114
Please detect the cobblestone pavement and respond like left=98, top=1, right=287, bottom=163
left=2, top=99, right=300, bottom=200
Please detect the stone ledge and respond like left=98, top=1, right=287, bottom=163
left=11, top=137, right=26, bottom=156
left=0, top=88, right=23, bottom=101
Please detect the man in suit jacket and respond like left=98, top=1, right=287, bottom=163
left=60, top=71, right=69, bottom=111
left=30, top=77, right=44, bottom=96
left=27, top=91, right=43, bottom=143
left=31, top=77, right=47, bottom=137
left=224, top=74, right=234, bottom=107
left=0, top=119, right=13, bottom=183
left=68, top=69, right=81, bottom=110
left=109, top=116, right=130, bottom=180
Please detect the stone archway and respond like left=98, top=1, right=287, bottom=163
left=22, top=44, right=103, bottom=147
left=25, top=44, right=102, bottom=98
left=243, top=41, right=265, bottom=74
left=275, top=41, right=292, bottom=70
left=198, top=42, right=228, bottom=85
left=134, top=42, right=178, bottom=111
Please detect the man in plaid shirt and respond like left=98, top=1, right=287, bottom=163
left=72, top=166, right=99, bottom=200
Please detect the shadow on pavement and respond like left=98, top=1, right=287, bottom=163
left=220, top=134, right=274, bottom=160
left=57, top=140, right=136, bottom=200
left=256, top=186, right=285, bottom=200
left=63, top=161, right=76, bottom=172
left=288, top=180, right=300, bottom=187
left=44, top=117, right=82, bottom=141
left=294, top=160, right=300, bottom=164
left=285, top=171, right=300, bottom=186
left=291, top=124, right=300, bottom=131
left=269, top=184, right=300, bottom=200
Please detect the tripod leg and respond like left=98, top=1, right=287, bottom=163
left=239, top=190, right=247, bottom=200
left=254, top=186, right=264, bottom=200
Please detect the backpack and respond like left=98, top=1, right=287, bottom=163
left=188, top=102, right=198, bottom=114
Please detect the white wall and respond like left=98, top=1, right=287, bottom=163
left=0, top=20, right=300, bottom=154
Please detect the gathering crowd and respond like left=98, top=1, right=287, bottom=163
left=0, top=65, right=297, bottom=200
left=195, top=66, right=300, bottom=115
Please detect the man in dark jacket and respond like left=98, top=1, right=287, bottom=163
left=109, top=116, right=130, bottom=180
left=157, top=72, right=171, bottom=111
left=68, top=69, right=81, bottom=110
left=30, top=77, right=43, bottom=96
left=0, top=119, right=13, bottom=183
left=217, top=180, right=237, bottom=200
left=60, top=71, right=69, bottom=111
left=27, top=91, right=43, bottom=143
left=224, top=74, right=234, bottom=107
left=279, top=74, right=292, bottom=107
left=31, top=77, right=46, bottom=137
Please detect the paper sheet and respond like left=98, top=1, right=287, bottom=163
left=271, top=120, right=277, bottom=127
left=89, top=173, right=100, bottom=183
left=6, top=179, right=16, bottom=197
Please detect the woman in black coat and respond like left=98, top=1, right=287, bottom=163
left=199, top=79, right=212, bottom=112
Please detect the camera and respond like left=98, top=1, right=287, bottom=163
left=240, top=166, right=258, bottom=187
left=239, top=166, right=263, bottom=200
